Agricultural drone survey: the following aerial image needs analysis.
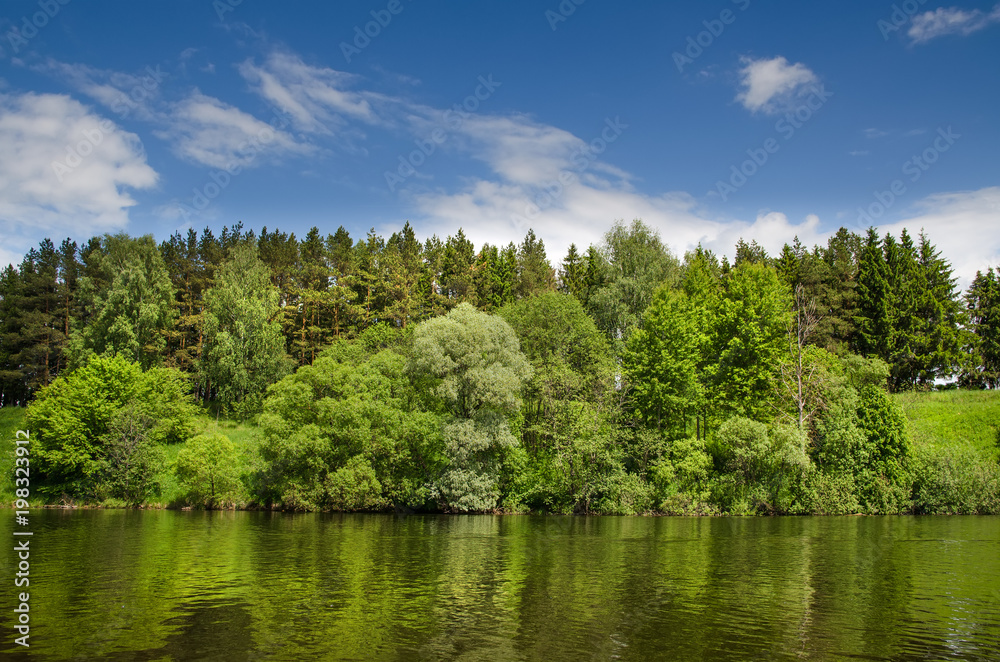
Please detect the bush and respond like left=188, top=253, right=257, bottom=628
left=710, top=417, right=812, bottom=514
left=911, top=445, right=1000, bottom=514
left=94, top=404, right=166, bottom=505
left=650, top=435, right=712, bottom=511
left=27, top=354, right=196, bottom=499
left=803, top=470, right=860, bottom=515
left=174, top=432, right=242, bottom=508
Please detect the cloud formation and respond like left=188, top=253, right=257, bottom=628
left=159, top=92, right=312, bottom=169
left=884, top=186, right=1000, bottom=288
left=908, top=4, right=1000, bottom=43
left=0, top=92, right=157, bottom=266
left=735, top=56, right=819, bottom=115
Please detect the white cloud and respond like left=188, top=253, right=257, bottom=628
left=735, top=56, right=819, bottom=115
left=238, top=51, right=380, bottom=134
left=408, top=156, right=828, bottom=268
left=0, top=92, right=157, bottom=264
left=908, top=4, right=1000, bottom=43
left=882, top=186, right=1000, bottom=289
left=158, top=91, right=313, bottom=169
left=40, top=57, right=313, bottom=170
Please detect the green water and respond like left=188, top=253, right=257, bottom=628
left=1, top=511, right=998, bottom=660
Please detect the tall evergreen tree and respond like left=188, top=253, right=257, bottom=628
left=515, top=229, right=555, bottom=299
left=853, top=228, right=894, bottom=365
left=962, top=268, right=1000, bottom=388
left=558, top=243, right=586, bottom=300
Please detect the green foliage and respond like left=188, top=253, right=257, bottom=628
left=855, top=384, right=911, bottom=513
left=68, top=234, right=175, bottom=370
left=411, top=303, right=532, bottom=419
left=587, top=219, right=681, bottom=345
left=962, top=267, right=1000, bottom=387
left=710, top=417, right=811, bottom=514
left=93, top=404, right=167, bottom=505
left=911, top=445, right=1000, bottom=514
left=174, top=432, right=242, bottom=507
left=26, top=354, right=196, bottom=498
left=3, top=221, right=993, bottom=514
left=649, top=435, right=713, bottom=513
left=801, top=471, right=860, bottom=515
left=258, top=342, right=444, bottom=511
left=712, top=262, right=790, bottom=419
left=625, top=288, right=704, bottom=437
left=853, top=229, right=962, bottom=390
left=411, top=303, right=531, bottom=511
left=202, top=242, right=291, bottom=418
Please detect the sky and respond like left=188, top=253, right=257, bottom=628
left=1, top=0, right=998, bottom=287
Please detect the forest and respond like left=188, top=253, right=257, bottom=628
left=3, top=219, right=999, bottom=515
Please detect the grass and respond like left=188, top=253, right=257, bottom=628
left=0, top=407, right=28, bottom=503
left=895, top=389, right=1000, bottom=460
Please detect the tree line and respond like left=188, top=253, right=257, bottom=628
left=7, top=219, right=1000, bottom=514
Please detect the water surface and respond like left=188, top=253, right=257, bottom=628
left=2, top=511, right=998, bottom=660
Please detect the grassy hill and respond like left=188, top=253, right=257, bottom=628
left=895, top=389, right=1000, bottom=460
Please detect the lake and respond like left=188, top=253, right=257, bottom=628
left=2, top=511, right=999, bottom=660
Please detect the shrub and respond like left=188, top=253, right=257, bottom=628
left=911, top=445, right=1000, bottom=514
left=174, top=432, right=242, bottom=508
left=27, top=354, right=196, bottom=499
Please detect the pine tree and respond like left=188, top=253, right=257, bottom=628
left=515, top=229, right=555, bottom=298
left=558, top=243, right=586, bottom=300
left=853, top=228, right=894, bottom=365
left=962, top=268, right=1000, bottom=388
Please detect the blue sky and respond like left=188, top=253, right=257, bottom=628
left=1, top=0, right=999, bottom=285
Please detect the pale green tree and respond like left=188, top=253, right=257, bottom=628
left=410, top=303, right=532, bottom=511
left=586, top=219, right=682, bottom=346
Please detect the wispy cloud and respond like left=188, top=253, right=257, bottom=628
left=735, top=56, right=819, bottom=115
left=39, top=57, right=312, bottom=170
left=908, top=4, right=1000, bottom=43
left=238, top=51, right=379, bottom=134
left=157, top=91, right=312, bottom=169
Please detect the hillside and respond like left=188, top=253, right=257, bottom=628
left=895, top=389, right=1000, bottom=459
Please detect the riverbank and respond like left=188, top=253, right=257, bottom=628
left=5, top=389, right=1000, bottom=513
